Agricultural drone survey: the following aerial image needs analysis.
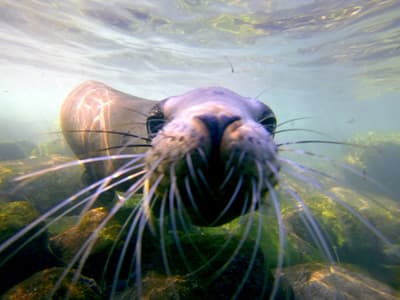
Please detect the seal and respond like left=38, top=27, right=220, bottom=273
left=60, top=80, right=279, bottom=226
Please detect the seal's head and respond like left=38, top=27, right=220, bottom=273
left=144, top=87, right=279, bottom=226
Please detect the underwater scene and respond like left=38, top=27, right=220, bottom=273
left=0, top=0, right=399, bottom=299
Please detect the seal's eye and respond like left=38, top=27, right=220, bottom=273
left=147, top=116, right=165, bottom=139
left=259, top=112, right=277, bottom=135
left=147, top=103, right=165, bottom=139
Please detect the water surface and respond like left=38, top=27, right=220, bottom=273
left=1, top=0, right=399, bottom=144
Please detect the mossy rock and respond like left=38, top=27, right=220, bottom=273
left=30, top=138, right=74, bottom=158
left=117, top=273, right=203, bottom=300
left=344, top=131, right=400, bottom=199
left=0, top=155, right=84, bottom=213
left=279, top=263, right=399, bottom=300
left=0, top=201, right=58, bottom=294
left=282, top=185, right=400, bottom=289
left=0, top=141, right=36, bottom=161
left=47, top=199, right=294, bottom=298
left=2, top=267, right=102, bottom=300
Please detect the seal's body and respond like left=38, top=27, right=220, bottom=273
left=60, top=81, right=155, bottom=180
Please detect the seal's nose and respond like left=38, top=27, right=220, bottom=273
left=197, top=114, right=240, bottom=147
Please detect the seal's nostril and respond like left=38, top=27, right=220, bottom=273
left=198, top=114, right=240, bottom=131
left=197, top=114, right=240, bottom=142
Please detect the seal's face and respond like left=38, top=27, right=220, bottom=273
left=144, top=87, right=279, bottom=226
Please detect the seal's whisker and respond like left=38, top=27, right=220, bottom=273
left=96, top=143, right=152, bottom=152
left=51, top=175, right=148, bottom=298
left=109, top=202, right=152, bottom=297
left=158, top=192, right=170, bottom=273
left=280, top=146, right=396, bottom=200
left=173, top=178, right=193, bottom=235
left=223, top=149, right=236, bottom=173
left=63, top=129, right=151, bottom=142
left=103, top=200, right=141, bottom=294
left=206, top=187, right=258, bottom=284
left=14, top=154, right=144, bottom=182
left=174, top=176, right=210, bottom=264
left=170, top=165, right=205, bottom=277
left=183, top=176, right=203, bottom=220
left=183, top=153, right=205, bottom=214
left=110, top=174, right=163, bottom=298
left=196, top=147, right=209, bottom=168
left=158, top=191, right=180, bottom=297
left=280, top=156, right=338, bottom=182
left=281, top=182, right=335, bottom=263
left=276, top=117, right=313, bottom=128
left=168, top=165, right=191, bottom=268
left=0, top=165, right=141, bottom=255
left=196, top=169, right=213, bottom=196
left=80, top=176, right=146, bottom=267
left=231, top=183, right=265, bottom=299
left=281, top=158, right=397, bottom=254
left=0, top=191, right=91, bottom=268
left=185, top=153, right=201, bottom=188
left=47, top=166, right=144, bottom=296
left=218, top=166, right=235, bottom=191
left=277, top=139, right=361, bottom=148
left=266, top=179, right=286, bottom=300
left=280, top=154, right=397, bottom=217
left=184, top=194, right=252, bottom=279
left=237, top=149, right=247, bottom=167
left=325, top=191, right=397, bottom=254
left=0, top=163, right=145, bottom=269
left=132, top=214, right=146, bottom=298
left=210, top=175, right=244, bottom=226
left=275, top=128, right=328, bottom=136
left=79, top=158, right=146, bottom=218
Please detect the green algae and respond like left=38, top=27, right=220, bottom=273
left=0, top=201, right=40, bottom=241
left=2, top=267, right=101, bottom=300
left=343, top=131, right=400, bottom=199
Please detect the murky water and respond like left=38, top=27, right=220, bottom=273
left=0, top=0, right=399, bottom=298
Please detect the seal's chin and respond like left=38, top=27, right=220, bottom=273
left=145, top=113, right=280, bottom=226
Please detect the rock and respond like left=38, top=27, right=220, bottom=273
left=2, top=267, right=102, bottom=300
left=283, top=186, right=400, bottom=289
left=344, top=131, right=400, bottom=199
left=0, top=155, right=84, bottom=213
left=279, top=263, right=399, bottom=300
left=0, top=141, right=35, bottom=161
left=117, top=273, right=201, bottom=300
left=49, top=204, right=292, bottom=299
left=0, top=201, right=58, bottom=294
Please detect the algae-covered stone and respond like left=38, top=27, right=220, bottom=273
left=279, top=263, right=399, bottom=300
left=49, top=199, right=156, bottom=284
left=118, top=273, right=202, bottom=300
left=0, top=141, right=36, bottom=161
left=0, top=155, right=84, bottom=212
left=282, top=185, right=400, bottom=289
left=30, top=138, right=74, bottom=158
left=0, top=201, right=57, bottom=294
left=134, top=213, right=294, bottom=299
left=2, top=267, right=102, bottom=300
left=48, top=201, right=293, bottom=299
left=344, top=131, right=400, bottom=199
